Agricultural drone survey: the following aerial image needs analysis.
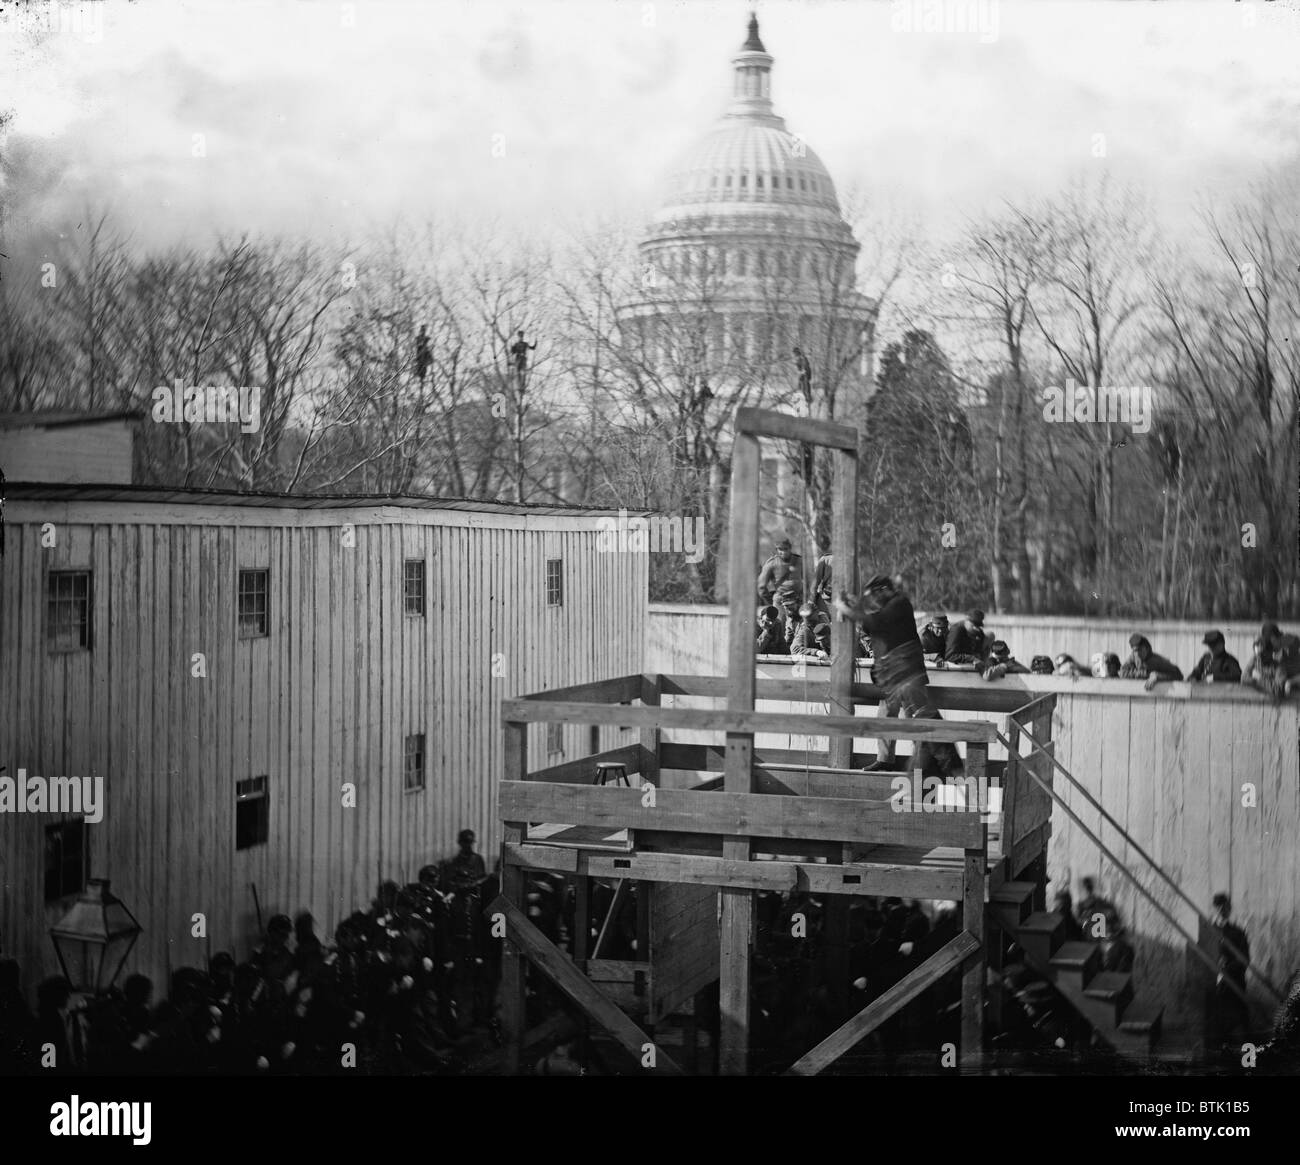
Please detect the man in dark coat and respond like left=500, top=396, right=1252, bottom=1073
left=946, top=609, right=989, bottom=666
left=835, top=575, right=962, bottom=777
left=755, top=605, right=786, bottom=655
left=919, top=613, right=950, bottom=660
left=1189, top=630, right=1242, bottom=684
left=1119, top=633, right=1183, bottom=689
left=1209, top=892, right=1251, bottom=1050
left=983, top=639, right=1029, bottom=681
left=790, top=603, right=831, bottom=659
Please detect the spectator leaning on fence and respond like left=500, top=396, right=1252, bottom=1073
left=1118, top=633, right=1183, bottom=690
left=983, top=639, right=1029, bottom=681
left=1243, top=622, right=1300, bottom=699
left=1189, top=630, right=1242, bottom=685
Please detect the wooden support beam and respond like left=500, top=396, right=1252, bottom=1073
left=659, top=673, right=1029, bottom=713
left=523, top=674, right=645, bottom=704
left=961, top=843, right=987, bottom=1069
left=499, top=698, right=997, bottom=742
left=639, top=673, right=661, bottom=786
left=734, top=405, right=859, bottom=450
left=720, top=427, right=760, bottom=1078
left=485, top=896, right=683, bottom=1075
left=497, top=718, right=529, bottom=1075
left=503, top=844, right=966, bottom=899
left=498, top=780, right=986, bottom=848
left=785, top=931, right=981, bottom=1076
left=827, top=443, right=858, bottom=769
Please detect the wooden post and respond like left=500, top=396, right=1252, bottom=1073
left=822, top=437, right=860, bottom=1021
left=960, top=837, right=986, bottom=1072
left=719, top=428, right=760, bottom=1076
left=640, top=673, right=661, bottom=786
left=498, top=719, right=528, bottom=1075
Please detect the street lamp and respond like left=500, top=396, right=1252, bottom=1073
left=49, top=878, right=142, bottom=995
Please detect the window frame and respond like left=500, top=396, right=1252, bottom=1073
left=44, top=818, right=88, bottom=902
left=46, top=569, right=93, bottom=653
left=235, top=775, right=270, bottom=850
left=404, top=733, right=426, bottom=793
left=237, top=568, right=270, bottom=640
left=403, top=558, right=427, bottom=618
left=545, top=558, right=564, bottom=608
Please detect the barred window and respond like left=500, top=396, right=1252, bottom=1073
left=45, top=819, right=87, bottom=901
left=546, top=558, right=563, bottom=607
left=236, top=776, right=269, bottom=850
left=546, top=721, right=563, bottom=758
left=47, top=570, right=92, bottom=651
left=404, top=559, right=426, bottom=617
left=404, top=733, right=426, bottom=792
left=238, top=569, right=269, bottom=639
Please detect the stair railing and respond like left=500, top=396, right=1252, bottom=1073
left=995, top=727, right=1284, bottom=1011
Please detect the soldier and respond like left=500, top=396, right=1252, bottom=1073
left=919, top=613, right=950, bottom=660
left=793, top=346, right=813, bottom=403
left=982, top=639, right=1029, bottom=681
left=756, top=605, right=785, bottom=655
left=1188, top=630, right=1241, bottom=684
left=945, top=608, right=989, bottom=666
left=834, top=574, right=963, bottom=778
left=1118, top=633, right=1183, bottom=689
left=790, top=602, right=831, bottom=659
left=1208, top=892, right=1251, bottom=1050
left=510, top=329, right=537, bottom=387
left=757, top=537, right=805, bottom=646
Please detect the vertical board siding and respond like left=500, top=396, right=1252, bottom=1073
left=0, top=504, right=646, bottom=998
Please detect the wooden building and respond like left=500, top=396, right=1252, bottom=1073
left=0, top=411, right=139, bottom=485
left=0, top=484, right=646, bottom=994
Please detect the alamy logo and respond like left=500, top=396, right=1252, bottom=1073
left=890, top=772, right=996, bottom=814
left=50, top=1096, right=151, bottom=1146
left=595, top=509, right=706, bottom=564
left=151, top=379, right=262, bottom=433
left=0, top=769, right=103, bottom=823
left=1042, top=378, right=1152, bottom=434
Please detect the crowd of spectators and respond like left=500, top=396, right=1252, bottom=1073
left=0, top=831, right=501, bottom=1076
left=753, top=538, right=1300, bottom=701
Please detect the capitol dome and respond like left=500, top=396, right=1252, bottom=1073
left=622, top=14, right=872, bottom=395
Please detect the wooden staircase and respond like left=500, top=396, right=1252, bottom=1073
left=990, top=880, right=1163, bottom=1058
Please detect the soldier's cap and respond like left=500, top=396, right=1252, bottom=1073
left=1030, top=656, right=1054, bottom=673
left=1202, top=630, right=1224, bottom=645
left=989, top=640, right=1009, bottom=657
left=268, top=914, right=292, bottom=934
left=926, top=613, right=949, bottom=626
left=457, top=829, right=476, bottom=845
left=1261, top=621, right=1281, bottom=641
left=864, top=573, right=894, bottom=593
left=1128, top=633, right=1148, bottom=648
left=776, top=538, right=792, bottom=550
left=761, top=605, right=779, bottom=620
left=969, top=609, right=985, bottom=624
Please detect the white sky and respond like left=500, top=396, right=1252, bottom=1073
left=2, top=0, right=1299, bottom=255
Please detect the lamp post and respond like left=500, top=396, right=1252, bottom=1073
left=49, top=878, right=142, bottom=996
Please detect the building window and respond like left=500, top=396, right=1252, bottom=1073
left=725, top=175, right=732, bottom=188
left=44, top=819, right=86, bottom=902
left=786, top=176, right=794, bottom=190
left=756, top=174, right=764, bottom=190
left=799, top=176, right=807, bottom=191
left=236, top=776, right=269, bottom=850
left=404, top=733, right=426, bottom=792
left=47, top=570, right=92, bottom=651
left=238, top=569, right=269, bottom=639
left=404, top=559, right=426, bottom=617
left=739, top=174, right=748, bottom=190
left=546, top=721, right=563, bottom=758
left=546, top=558, right=564, bottom=607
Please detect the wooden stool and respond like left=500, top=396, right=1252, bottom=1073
left=594, top=761, right=631, bottom=787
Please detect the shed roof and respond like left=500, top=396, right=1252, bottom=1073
left=1, top=481, right=649, bottom=519
left=0, top=410, right=141, bottom=429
